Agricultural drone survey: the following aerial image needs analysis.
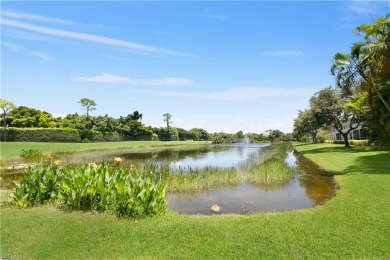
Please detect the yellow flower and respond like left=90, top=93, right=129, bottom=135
left=114, top=157, right=122, bottom=166
left=53, top=160, right=61, bottom=166
left=88, top=162, right=96, bottom=169
left=130, top=164, right=136, bottom=172
left=47, top=154, right=53, bottom=161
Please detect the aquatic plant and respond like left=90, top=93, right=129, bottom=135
left=7, top=161, right=167, bottom=218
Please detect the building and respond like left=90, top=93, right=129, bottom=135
left=326, top=119, right=366, bottom=140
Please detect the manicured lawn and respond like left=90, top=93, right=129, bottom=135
left=0, top=141, right=206, bottom=160
left=1, top=143, right=389, bottom=259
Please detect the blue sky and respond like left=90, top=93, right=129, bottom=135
left=1, top=1, right=389, bottom=134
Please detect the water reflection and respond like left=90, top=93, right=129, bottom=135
left=167, top=150, right=338, bottom=215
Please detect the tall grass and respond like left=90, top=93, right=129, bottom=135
left=245, top=143, right=294, bottom=184
left=246, top=157, right=294, bottom=184
left=160, top=143, right=294, bottom=190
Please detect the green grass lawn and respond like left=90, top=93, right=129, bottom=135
left=0, top=140, right=206, bottom=160
left=1, top=143, right=389, bottom=259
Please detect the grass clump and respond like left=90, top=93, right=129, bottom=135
left=163, top=166, right=240, bottom=191
left=247, top=157, right=294, bottom=184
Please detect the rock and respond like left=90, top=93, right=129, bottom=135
left=210, top=204, right=221, bottom=213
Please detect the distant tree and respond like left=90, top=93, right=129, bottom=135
left=188, top=128, right=209, bottom=141
left=163, top=113, right=173, bottom=133
left=129, top=110, right=143, bottom=121
left=0, top=99, right=16, bottom=141
left=294, top=106, right=327, bottom=144
left=79, top=98, right=96, bottom=130
left=235, top=130, right=244, bottom=140
left=265, top=129, right=284, bottom=142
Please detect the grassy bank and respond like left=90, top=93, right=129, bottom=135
left=0, top=141, right=206, bottom=161
left=1, top=143, right=389, bottom=259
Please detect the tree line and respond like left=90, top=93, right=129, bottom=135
left=0, top=98, right=293, bottom=143
left=293, top=14, right=390, bottom=148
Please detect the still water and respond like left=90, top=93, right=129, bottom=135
left=164, top=144, right=338, bottom=215
left=1, top=144, right=337, bottom=215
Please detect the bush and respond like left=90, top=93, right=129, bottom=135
left=3, top=128, right=81, bottom=142
left=300, top=135, right=308, bottom=143
left=7, top=162, right=167, bottom=218
left=349, top=140, right=369, bottom=146
left=317, top=130, right=327, bottom=143
left=20, top=149, right=43, bottom=163
left=332, top=140, right=346, bottom=145
left=1, top=128, right=122, bottom=142
left=9, top=165, right=61, bottom=207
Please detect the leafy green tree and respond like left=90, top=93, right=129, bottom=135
left=293, top=109, right=323, bottom=143
left=188, top=128, right=209, bottom=141
left=265, top=129, right=284, bottom=142
left=310, top=87, right=363, bottom=147
left=0, top=99, right=16, bottom=141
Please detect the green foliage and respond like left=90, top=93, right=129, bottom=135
left=3, top=127, right=81, bottom=142
left=8, top=165, right=61, bottom=207
left=247, top=157, right=294, bottom=184
left=0, top=128, right=122, bottom=142
left=349, top=140, right=369, bottom=146
left=19, top=149, right=43, bottom=163
left=332, top=140, right=346, bottom=145
left=7, top=163, right=167, bottom=218
left=300, top=135, right=308, bottom=142
left=317, top=129, right=327, bottom=143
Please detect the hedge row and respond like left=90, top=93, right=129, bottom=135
left=332, top=139, right=369, bottom=146
left=0, top=128, right=122, bottom=142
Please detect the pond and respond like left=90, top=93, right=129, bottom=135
left=1, top=143, right=338, bottom=215
left=165, top=145, right=338, bottom=215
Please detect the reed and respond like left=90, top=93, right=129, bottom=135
left=163, top=166, right=240, bottom=191
left=246, top=157, right=294, bottom=184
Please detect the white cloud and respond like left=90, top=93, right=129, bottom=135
left=1, top=18, right=183, bottom=56
left=73, top=73, right=130, bottom=84
left=260, top=51, right=303, bottom=57
left=72, top=73, right=198, bottom=86
left=32, top=51, right=51, bottom=62
left=1, top=41, right=22, bottom=52
left=344, top=1, right=386, bottom=15
left=207, top=14, right=227, bottom=21
left=130, top=87, right=315, bottom=101
left=2, top=9, right=80, bottom=25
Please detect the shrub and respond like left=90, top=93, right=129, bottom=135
left=349, top=140, right=369, bottom=146
left=7, top=162, right=167, bottom=218
left=317, top=130, right=327, bottom=143
left=1, top=128, right=123, bottom=143
left=3, top=127, right=81, bottom=142
left=20, top=149, right=43, bottom=163
left=332, top=140, right=346, bottom=145
left=9, top=165, right=62, bottom=207
left=300, top=135, right=308, bottom=143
